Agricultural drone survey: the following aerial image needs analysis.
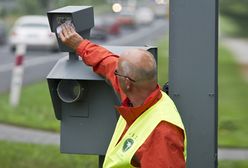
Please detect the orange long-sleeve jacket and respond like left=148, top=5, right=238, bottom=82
left=76, top=40, right=186, bottom=168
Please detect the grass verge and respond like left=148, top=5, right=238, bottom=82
left=218, top=160, right=248, bottom=168
left=220, top=15, right=248, bottom=38
left=0, top=82, right=58, bottom=132
left=220, top=16, right=243, bottom=38
left=218, top=45, right=248, bottom=148
left=157, top=35, right=169, bottom=85
left=0, top=140, right=97, bottom=168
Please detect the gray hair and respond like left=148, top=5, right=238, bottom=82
left=120, top=50, right=157, bottom=82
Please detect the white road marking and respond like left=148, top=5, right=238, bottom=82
left=0, top=54, right=65, bottom=73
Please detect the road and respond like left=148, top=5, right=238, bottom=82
left=0, top=19, right=168, bottom=93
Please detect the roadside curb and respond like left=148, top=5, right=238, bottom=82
left=218, top=148, right=248, bottom=160
left=0, top=123, right=59, bottom=145
left=222, top=38, right=248, bottom=65
left=222, top=38, right=248, bottom=81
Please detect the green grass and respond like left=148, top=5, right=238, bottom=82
left=0, top=83, right=58, bottom=132
left=0, top=140, right=97, bottom=168
left=219, top=160, right=248, bottom=168
left=218, top=45, right=248, bottom=148
left=220, top=15, right=248, bottom=38
left=220, top=16, right=243, bottom=37
left=157, top=36, right=169, bottom=85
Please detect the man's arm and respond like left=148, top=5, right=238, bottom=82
left=59, top=24, right=124, bottom=98
left=76, top=40, right=126, bottom=98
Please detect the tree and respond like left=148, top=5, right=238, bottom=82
left=220, top=0, right=248, bottom=36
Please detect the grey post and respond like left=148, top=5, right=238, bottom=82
left=169, top=0, right=218, bottom=167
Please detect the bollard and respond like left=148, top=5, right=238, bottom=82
left=9, top=44, right=26, bottom=107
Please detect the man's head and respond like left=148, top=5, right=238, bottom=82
left=116, top=48, right=157, bottom=103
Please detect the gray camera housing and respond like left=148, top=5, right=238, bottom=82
left=47, top=46, right=157, bottom=155
left=47, top=6, right=94, bottom=52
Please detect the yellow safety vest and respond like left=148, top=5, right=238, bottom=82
left=103, top=91, right=187, bottom=168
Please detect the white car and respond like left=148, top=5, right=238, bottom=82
left=9, top=15, right=58, bottom=52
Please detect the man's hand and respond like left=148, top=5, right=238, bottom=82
left=58, top=24, right=84, bottom=50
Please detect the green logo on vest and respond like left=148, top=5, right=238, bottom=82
left=122, top=138, right=134, bottom=152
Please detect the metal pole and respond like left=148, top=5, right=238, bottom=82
left=169, top=0, right=218, bottom=167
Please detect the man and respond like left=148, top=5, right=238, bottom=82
left=59, top=23, right=186, bottom=168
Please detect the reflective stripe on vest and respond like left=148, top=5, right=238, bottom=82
left=103, top=91, right=187, bottom=168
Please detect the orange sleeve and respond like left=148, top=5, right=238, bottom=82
left=76, top=40, right=126, bottom=100
left=132, top=121, right=186, bottom=168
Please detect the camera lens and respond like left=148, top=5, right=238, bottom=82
left=57, top=80, right=83, bottom=103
